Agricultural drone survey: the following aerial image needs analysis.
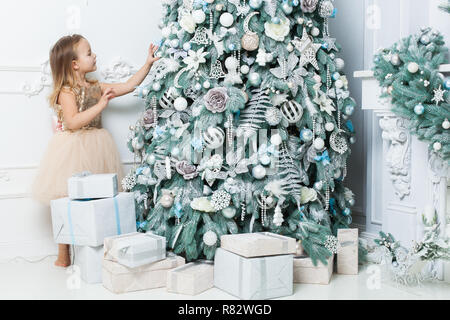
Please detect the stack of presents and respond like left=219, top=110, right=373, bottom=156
left=51, top=173, right=359, bottom=298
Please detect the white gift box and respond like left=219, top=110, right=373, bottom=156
left=68, top=173, right=118, bottom=200
left=166, top=261, right=214, bottom=295
left=220, top=232, right=296, bottom=258
left=51, top=192, right=136, bottom=246
left=104, top=232, right=166, bottom=268
left=293, top=255, right=334, bottom=284
left=214, top=248, right=293, bottom=300
left=73, top=245, right=104, bottom=284
left=102, top=253, right=184, bottom=294
left=337, top=228, right=359, bottom=275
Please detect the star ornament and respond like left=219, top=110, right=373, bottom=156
left=292, top=28, right=322, bottom=70
left=320, top=35, right=338, bottom=52
left=431, top=85, right=446, bottom=105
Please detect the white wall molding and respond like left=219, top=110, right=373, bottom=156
left=101, top=57, right=138, bottom=83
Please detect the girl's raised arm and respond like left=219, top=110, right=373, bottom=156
left=100, top=43, right=160, bottom=98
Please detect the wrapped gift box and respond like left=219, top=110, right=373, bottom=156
left=293, top=255, right=334, bottom=284
left=337, top=228, right=359, bottom=275
left=219, top=232, right=296, bottom=258
left=214, top=248, right=293, bottom=300
left=68, top=173, right=118, bottom=200
left=102, top=253, right=185, bottom=294
left=73, top=245, right=104, bottom=284
left=51, top=192, right=136, bottom=246
left=166, top=261, right=214, bottom=296
left=104, top=232, right=166, bottom=268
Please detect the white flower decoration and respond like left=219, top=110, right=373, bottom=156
left=313, top=91, right=336, bottom=116
left=179, top=13, right=196, bottom=34
left=183, top=48, right=209, bottom=70
left=264, top=18, right=290, bottom=42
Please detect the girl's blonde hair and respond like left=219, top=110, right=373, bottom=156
left=48, top=34, right=95, bottom=107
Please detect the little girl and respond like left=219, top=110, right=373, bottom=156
left=32, top=34, right=160, bottom=267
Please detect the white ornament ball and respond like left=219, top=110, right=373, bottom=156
left=203, top=231, right=218, bottom=246
left=183, top=42, right=192, bottom=51
left=442, top=119, right=450, bottom=130
left=314, top=138, right=325, bottom=150
left=241, top=65, right=250, bottom=75
left=391, top=53, right=401, bottom=66
left=171, top=147, right=180, bottom=157
left=252, top=165, right=267, bottom=179
left=152, top=82, right=161, bottom=91
left=170, top=39, right=179, bottom=48
left=408, top=62, right=419, bottom=73
left=265, top=53, right=274, bottom=62
left=192, top=10, right=206, bottom=24
left=249, top=72, right=262, bottom=86
left=160, top=193, right=174, bottom=208
left=325, top=122, right=335, bottom=132
left=194, top=83, right=202, bottom=91
left=174, top=97, right=188, bottom=111
left=220, top=12, right=234, bottom=27
left=203, top=81, right=211, bottom=89
left=270, top=133, right=282, bottom=146
left=335, top=58, right=345, bottom=71
left=311, top=27, right=320, bottom=37
left=132, top=137, right=144, bottom=150
left=216, top=4, right=224, bottom=11
left=335, top=79, right=344, bottom=89
left=225, top=56, right=238, bottom=71
left=161, top=27, right=171, bottom=38
left=313, top=74, right=322, bottom=83
left=287, top=43, right=294, bottom=52
left=146, top=154, right=156, bottom=165
left=222, top=207, right=236, bottom=219
left=433, top=142, right=442, bottom=151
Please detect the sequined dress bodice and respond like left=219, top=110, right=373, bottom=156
left=54, top=82, right=103, bottom=131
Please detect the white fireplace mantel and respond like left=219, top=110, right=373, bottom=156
left=354, top=65, right=449, bottom=281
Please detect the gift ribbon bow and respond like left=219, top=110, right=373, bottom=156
left=314, top=150, right=330, bottom=165
left=219, top=27, right=237, bottom=38
left=258, top=144, right=279, bottom=157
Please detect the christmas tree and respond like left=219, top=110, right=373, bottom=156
left=125, top=0, right=357, bottom=265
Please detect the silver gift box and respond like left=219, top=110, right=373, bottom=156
left=102, top=253, right=185, bottom=294
left=51, top=192, right=136, bottom=246
left=73, top=245, right=104, bottom=284
left=68, top=173, right=118, bottom=200
left=219, top=232, right=297, bottom=258
left=293, top=255, right=334, bottom=284
left=214, top=248, right=293, bottom=300
left=337, top=228, right=359, bottom=275
left=166, top=261, right=214, bottom=296
left=104, top=232, right=166, bottom=268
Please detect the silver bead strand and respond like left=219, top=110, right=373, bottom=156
left=325, top=184, right=330, bottom=211
left=241, top=201, right=246, bottom=221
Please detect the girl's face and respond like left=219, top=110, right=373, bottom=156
left=73, top=38, right=97, bottom=74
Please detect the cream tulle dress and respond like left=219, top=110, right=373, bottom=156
left=32, top=82, right=124, bottom=205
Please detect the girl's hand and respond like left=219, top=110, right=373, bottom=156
left=99, top=88, right=115, bottom=110
left=146, top=43, right=161, bottom=66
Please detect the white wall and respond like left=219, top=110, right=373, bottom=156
left=0, top=0, right=163, bottom=260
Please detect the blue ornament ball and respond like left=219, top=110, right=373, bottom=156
left=282, top=3, right=293, bottom=14
left=344, top=105, right=354, bottom=116
left=249, top=0, right=263, bottom=9
left=444, top=77, right=450, bottom=90
left=343, top=208, right=351, bottom=216
left=300, top=129, right=313, bottom=142
left=414, top=104, right=425, bottom=115
left=332, top=72, right=340, bottom=81
left=228, top=43, right=236, bottom=51
left=292, top=0, right=300, bottom=6
left=348, top=199, right=355, bottom=207
left=271, top=17, right=281, bottom=24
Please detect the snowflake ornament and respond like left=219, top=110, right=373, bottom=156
left=211, top=190, right=231, bottom=211
left=431, top=85, right=446, bottom=105
left=324, top=235, right=339, bottom=254
left=122, top=172, right=137, bottom=191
